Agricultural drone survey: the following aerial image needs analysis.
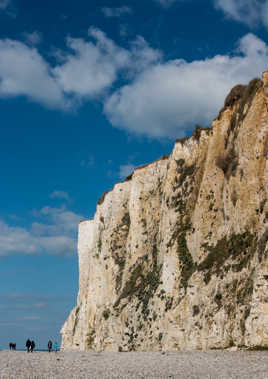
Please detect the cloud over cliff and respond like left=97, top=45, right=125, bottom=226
left=0, top=206, right=84, bottom=256
left=0, top=29, right=268, bottom=138
left=104, top=33, right=268, bottom=138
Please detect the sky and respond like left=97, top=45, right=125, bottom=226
left=1, top=0, right=268, bottom=350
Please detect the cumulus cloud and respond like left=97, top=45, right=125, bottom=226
left=0, top=39, right=66, bottom=108
left=129, top=36, right=162, bottom=75
left=0, top=206, right=84, bottom=256
left=0, top=29, right=160, bottom=107
left=104, top=33, right=268, bottom=138
left=23, top=31, right=42, bottom=45
left=119, top=164, right=136, bottom=179
left=50, top=190, right=69, bottom=201
left=52, top=29, right=160, bottom=100
left=214, top=0, right=268, bottom=28
left=0, top=29, right=267, bottom=140
left=53, top=28, right=130, bottom=99
left=0, top=29, right=127, bottom=106
left=101, top=6, right=132, bottom=18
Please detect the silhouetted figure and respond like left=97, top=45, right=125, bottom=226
left=9, top=343, right=16, bottom=350
left=30, top=340, right=35, bottom=352
left=26, top=339, right=31, bottom=353
left=54, top=342, right=59, bottom=352
left=48, top=340, right=52, bottom=352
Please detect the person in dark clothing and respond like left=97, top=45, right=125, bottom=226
left=48, top=340, right=52, bottom=352
left=26, top=339, right=31, bottom=353
left=30, top=340, right=35, bottom=352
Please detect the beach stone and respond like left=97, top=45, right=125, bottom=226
left=1, top=350, right=268, bottom=378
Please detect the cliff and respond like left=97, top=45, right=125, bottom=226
left=61, top=72, right=268, bottom=351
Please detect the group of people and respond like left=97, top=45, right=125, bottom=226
left=48, top=340, right=59, bottom=352
left=9, top=339, right=58, bottom=352
left=26, top=339, right=35, bottom=352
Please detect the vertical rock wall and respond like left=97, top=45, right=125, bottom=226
left=61, top=73, right=268, bottom=351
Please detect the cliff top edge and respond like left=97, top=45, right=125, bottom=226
left=97, top=73, right=265, bottom=207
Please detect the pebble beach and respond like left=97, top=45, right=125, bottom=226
left=1, top=350, right=268, bottom=379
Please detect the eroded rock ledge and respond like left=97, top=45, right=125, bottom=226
left=61, top=72, right=268, bottom=351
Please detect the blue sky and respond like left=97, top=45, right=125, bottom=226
left=1, top=0, right=268, bottom=349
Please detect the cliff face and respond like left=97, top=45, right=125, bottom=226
left=61, top=72, right=268, bottom=351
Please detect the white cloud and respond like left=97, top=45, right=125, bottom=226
left=129, top=36, right=162, bottom=75
left=52, top=29, right=160, bottom=100
left=0, top=29, right=160, bottom=111
left=0, top=220, right=39, bottom=255
left=101, top=6, right=132, bottom=18
left=0, top=29, right=267, bottom=140
left=119, top=164, right=136, bottom=179
left=23, top=31, right=42, bottom=45
left=0, top=30, right=130, bottom=106
left=0, top=39, right=66, bottom=108
left=50, top=190, right=69, bottom=201
left=0, top=0, right=10, bottom=10
left=35, top=205, right=82, bottom=234
left=104, top=33, right=268, bottom=138
left=53, top=28, right=130, bottom=99
left=0, top=206, right=84, bottom=256
left=214, top=0, right=268, bottom=28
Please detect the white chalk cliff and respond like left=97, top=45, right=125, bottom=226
left=61, top=72, right=268, bottom=351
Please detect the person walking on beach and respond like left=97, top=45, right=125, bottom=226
left=30, top=340, right=35, bottom=352
left=54, top=342, right=59, bottom=352
left=48, top=340, right=52, bottom=352
left=26, top=339, right=31, bottom=353
left=9, top=343, right=16, bottom=350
